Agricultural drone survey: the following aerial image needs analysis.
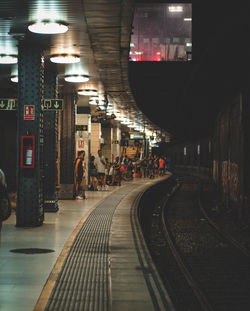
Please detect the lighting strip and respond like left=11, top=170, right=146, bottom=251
left=10, top=75, right=18, bottom=83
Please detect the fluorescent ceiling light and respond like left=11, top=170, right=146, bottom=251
left=50, top=54, right=80, bottom=64
left=90, top=95, right=98, bottom=100
left=10, top=75, right=18, bottom=83
left=78, top=89, right=98, bottom=96
left=128, top=124, right=136, bottom=128
left=184, top=18, right=192, bottom=21
left=28, top=21, right=68, bottom=34
left=168, top=6, right=183, bottom=12
left=0, top=54, right=18, bottom=64
left=89, top=100, right=98, bottom=105
left=64, top=74, right=89, bottom=83
left=98, top=105, right=106, bottom=110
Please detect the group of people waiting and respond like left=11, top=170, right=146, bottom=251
left=73, top=149, right=169, bottom=200
left=89, top=151, right=126, bottom=191
left=133, top=154, right=168, bottom=179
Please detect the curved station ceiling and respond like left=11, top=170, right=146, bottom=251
left=1, top=1, right=248, bottom=144
left=0, top=0, right=170, bottom=141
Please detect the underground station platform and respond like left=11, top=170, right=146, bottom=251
left=0, top=175, right=174, bottom=311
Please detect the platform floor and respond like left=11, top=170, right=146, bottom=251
left=0, top=176, right=174, bottom=311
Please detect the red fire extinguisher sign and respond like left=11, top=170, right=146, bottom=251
left=24, top=105, right=35, bottom=120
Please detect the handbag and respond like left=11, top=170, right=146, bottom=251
left=0, top=190, right=11, bottom=221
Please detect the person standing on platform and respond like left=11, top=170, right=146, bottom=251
left=89, top=155, right=98, bottom=191
left=95, top=149, right=106, bottom=190
left=73, top=150, right=87, bottom=199
left=159, top=156, right=165, bottom=176
left=111, top=156, right=121, bottom=186
left=148, top=155, right=154, bottom=179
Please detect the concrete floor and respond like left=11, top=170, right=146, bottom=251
left=0, top=186, right=119, bottom=311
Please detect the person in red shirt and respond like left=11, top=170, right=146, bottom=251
left=158, top=156, right=165, bottom=176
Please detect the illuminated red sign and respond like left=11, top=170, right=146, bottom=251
left=24, top=105, right=35, bottom=120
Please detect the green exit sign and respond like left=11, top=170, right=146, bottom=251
left=0, top=99, right=18, bottom=110
left=42, top=99, right=63, bottom=110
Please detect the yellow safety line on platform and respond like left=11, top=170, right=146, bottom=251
left=34, top=185, right=127, bottom=311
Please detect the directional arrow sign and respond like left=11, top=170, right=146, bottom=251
left=0, top=99, right=18, bottom=110
left=0, top=98, right=64, bottom=111
left=42, top=99, right=63, bottom=110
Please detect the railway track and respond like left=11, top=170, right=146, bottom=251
left=140, top=175, right=250, bottom=311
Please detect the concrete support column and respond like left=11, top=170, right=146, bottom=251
left=76, top=110, right=91, bottom=184
left=102, top=127, right=113, bottom=161
left=242, top=90, right=250, bottom=223
left=90, top=122, right=101, bottom=156
left=16, top=42, right=44, bottom=227
left=112, top=127, right=121, bottom=161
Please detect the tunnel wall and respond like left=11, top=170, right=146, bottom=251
left=213, top=94, right=244, bottom=214
left=167, top=93, right=248, bottom=222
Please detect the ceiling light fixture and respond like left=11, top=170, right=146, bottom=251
left=98, top=105, right=106, bottom=110
left=28, top=21, right=68, bottom=34
left=89, top=100, right=98, bottom=105
left=89, top=96, right=99, bottom=102
left=10, top=75, right=18, bottom=83
left=78, top=89, right=98, bottom=96
left=168, top=6, right=183, bottom=12
left=0, top=54, right=18, bottom=64
left=64, top=74, right=89, bottom=83
left=50, top=54, right=80, bottom=64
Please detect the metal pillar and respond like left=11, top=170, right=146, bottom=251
left=58, top=93, right=76, bottom=199
left=242, top=90, right=250, bottom=223
left=43, top=70, right=59, bottom=212
left=16, top=42, right=44, bottom=227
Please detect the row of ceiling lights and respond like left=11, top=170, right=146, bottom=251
left=0, top=20, right=88, bottom=85
left=0, top=19, right=159, bottom=136
left=0, top=20, right=104, bottom=105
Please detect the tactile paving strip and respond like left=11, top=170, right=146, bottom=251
left=45, top=186, right=134, bottom=311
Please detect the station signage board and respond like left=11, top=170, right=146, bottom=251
left=129, top=133, right=145, bottom=140
left=76, top=125, right=88, bottom=131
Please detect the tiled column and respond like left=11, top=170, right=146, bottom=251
left=76, top=112, right=91, bottom=183
left=16, top=42, right=44, bottom=227
left=43, top=70, right=58, bottom=212
left=90, top=122, right=101, bottom=156
left=112, top=127, right=121, bottom=161
left=102, top=127, right=113, bottom=161
left=58, top=94, right=76, bottom=199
